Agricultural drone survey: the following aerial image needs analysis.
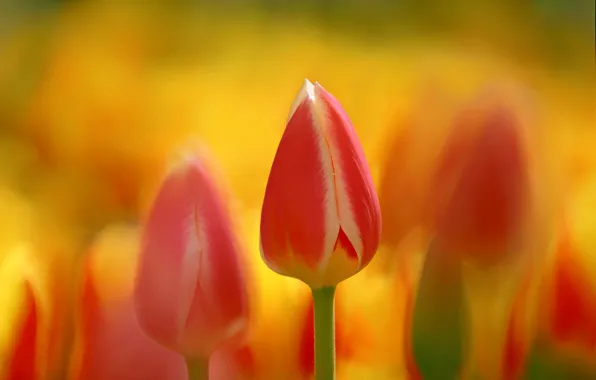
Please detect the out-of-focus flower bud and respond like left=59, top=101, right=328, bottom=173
left=0, top=245, right=37, bottom=380
left=68, top=225, right=187, bottom=380
left=540, top=224, right=596, bottom=365
left=134, top=152, right=250, bottom=357
left=0, top=240, right=70, bottom=380
left=378, top=84, right=457, bottom=250
left=429, top=89, right=532, bottom=265
left=507, top=218, right=596, bottom=379
left=260, top=79, right=381, bottom=288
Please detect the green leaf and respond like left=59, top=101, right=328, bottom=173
left=524, top=343, right=596, bottom=380
left=410, top=241, right=469, bottom=380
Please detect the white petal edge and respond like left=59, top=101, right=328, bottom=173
left=287, top=78, right=316, bottom=123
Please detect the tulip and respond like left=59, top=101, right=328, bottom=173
left=408, top=86, right=535, bottom=379
left=377, top=83, right=457, bottom=252
left=538, top=224, right=596, bottom=369
left=429, top=89, right=531, bottom=265
left=134, top=151, right=250, bottom=376
left=260, top=79, right=381, bottom=380
left=0, top=238, right=72, bottom=380
left=0, top=245, right=37, bottom=380
left=505, top=222, right=596, bottom=379
left=68, top=225, right=188, bottom=380
left=260, top=79, right=381, bottom=288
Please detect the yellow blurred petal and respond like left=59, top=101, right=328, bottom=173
left=569, top=174, right=596, bottom=287
left=87, top=225, right=140, bottom=304
left=0, top=243, right=34, bottom=376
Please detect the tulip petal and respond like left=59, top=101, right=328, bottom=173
left=548, top=226, right=596, bottom=350
left=6, top=283, right=37, bottom=380
left=315, top=82, right=381, bottom=270
left=435, top=102, right=529, bottom=263
left=135, top=162, right=201, bottom=348
left=502, top=274, right=533, bottom=380
left=177, top=159, right=249, bottom=355
left=260, top=80, right=340, bottom=277
left=71, top=226, right=188, bottom=380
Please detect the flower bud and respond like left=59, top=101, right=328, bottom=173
left=134, top=152, right=249, bottom=357
left=260, top=79, right=381, bottom=288
left=429, top=89, right=532, bottom=265
left=0, top=242, right=68, bottom=380
left=541, top=224, right=596, bottom=361
left=0, top=247, right=37, bottom=380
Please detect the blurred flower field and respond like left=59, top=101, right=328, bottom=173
left=0, top=1, right=594, bottom=379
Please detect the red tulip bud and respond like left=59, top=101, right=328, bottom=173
left=260, top=79, right=381, bottom=288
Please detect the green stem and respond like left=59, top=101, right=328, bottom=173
left=312, top=286, right=336, bottom=380
left=185, top=355, right=210, bottom=380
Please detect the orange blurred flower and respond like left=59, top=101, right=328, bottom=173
left=68, top=224, right=187, bottom=380
left=0, top=242, right=68, bottom=380
left=378, top=83, right=458, bottom=250
left=539, top=225, right=596, bottom=364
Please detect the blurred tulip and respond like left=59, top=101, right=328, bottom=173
left=378, top=83, right=457, bottom=250
left=68, top=224, right=188, bottom=380
left=0, top=235, right=72, bottom=380
left=506, top=221, right=596, bottom=379
left=134, top=152, right=250, bottom=357
left=230, top=209, right=309, bottom=380
left=260, top=79, right=381, bottom=289
left=540, top=225, right=596, bottom=364
left=0, top=245, right=37, bottom=380
left=429, top=88, right=531, bottom=265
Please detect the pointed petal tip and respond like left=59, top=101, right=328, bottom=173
left=288, top=79, right=316, bottom=122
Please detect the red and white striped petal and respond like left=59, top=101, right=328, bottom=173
left=315, top=82, right=381, bottom=270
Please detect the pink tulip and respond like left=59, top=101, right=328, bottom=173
left=134, top=153, right=249, bottom=357
left=260, top=79, right=381, bottom=288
